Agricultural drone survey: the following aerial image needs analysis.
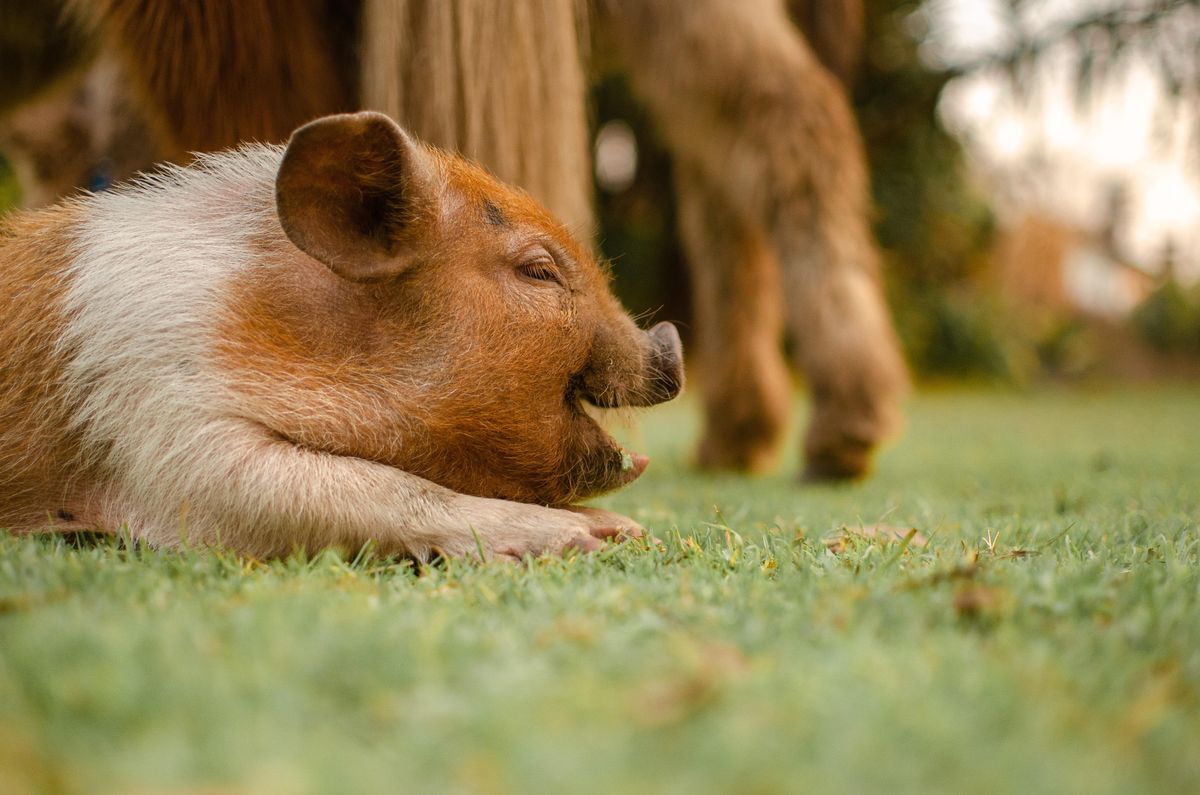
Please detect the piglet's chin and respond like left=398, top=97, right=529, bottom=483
left=566, top=444, right=648, bottom=504
left=623, top=451, right=650, bottom=482
left=549, top=407, right=651, bottom=504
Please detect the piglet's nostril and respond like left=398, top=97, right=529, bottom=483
left=577, top=321, right=685, bottom=409
left=646, top=321, right=684, bottom=404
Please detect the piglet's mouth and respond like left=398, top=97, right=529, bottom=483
left=562, top=400, right=651, bottom=502
left=557, top=321, right=682, bottom=502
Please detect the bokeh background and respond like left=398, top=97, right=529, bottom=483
left=591, top=0, right=1200, bottom=382
left=3, top=0, right=1199, bottom=384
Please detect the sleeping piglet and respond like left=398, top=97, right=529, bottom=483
left=0, top=112, right=683, bottom=560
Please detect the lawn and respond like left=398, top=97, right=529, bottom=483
left=1, top=387, right=1198, bottom=794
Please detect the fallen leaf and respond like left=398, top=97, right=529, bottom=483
left=631, top=641, right=748, bottom=728
left=953, top=585, right=1006, bottom=619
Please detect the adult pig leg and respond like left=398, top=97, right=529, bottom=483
left=674, top=161, right=790, bottom=472
left=594, top=0, right=908, bottom=479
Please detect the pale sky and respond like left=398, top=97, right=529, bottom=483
left=922, top=0, right=1200, bottom=279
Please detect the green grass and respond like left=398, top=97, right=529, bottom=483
left=2, top=387, right=1198, bottom=794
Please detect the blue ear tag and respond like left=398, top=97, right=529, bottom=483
left=88, top=158, right=115, bottom=192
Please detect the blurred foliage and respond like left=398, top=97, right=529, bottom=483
left=1132, top=279, right=1200, bottom=355
left=952, top=0, right=1200, bottom=103
left=856, top=1, right=995, bottom=287
left=1034, top=316, right=1096, bottom=379
left=892, top=290, right=1030, bottom=381
left=854, top=0, right=1001, bottom=377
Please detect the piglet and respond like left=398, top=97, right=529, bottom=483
left=0, top=112, right=683, bottom=561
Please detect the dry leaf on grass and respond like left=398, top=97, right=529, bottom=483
left=953, top=585, right=1007, bottom=619
left=825, top=524, right=928, bottom=554
left=631, top=641, right=749, bottom=728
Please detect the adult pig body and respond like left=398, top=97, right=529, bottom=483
left=0, top=112, right=683, bottom=560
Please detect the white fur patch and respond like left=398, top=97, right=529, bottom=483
left=60, top=146, right=283, bottom=546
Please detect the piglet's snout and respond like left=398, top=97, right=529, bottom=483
left=580, top=321, right=684, bottom=409
left=643, top=322, right=684, bottom=405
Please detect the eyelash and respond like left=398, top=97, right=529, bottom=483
left=518, top=259, right=562, bottom=286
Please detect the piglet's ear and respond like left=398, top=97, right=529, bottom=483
left=276, top=112, right=436, bottom=282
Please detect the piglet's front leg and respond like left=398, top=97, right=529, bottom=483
left=560, top=507, right=644, bottom=542
left=439, top=499, right=644, bottom=562
left=116, top=422, right=639, bottom=562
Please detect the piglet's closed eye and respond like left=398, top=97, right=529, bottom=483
left=275, top=111, right=438, bottom=283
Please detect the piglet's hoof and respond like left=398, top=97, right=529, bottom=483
left=564, top=507, right=644, bottom=542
